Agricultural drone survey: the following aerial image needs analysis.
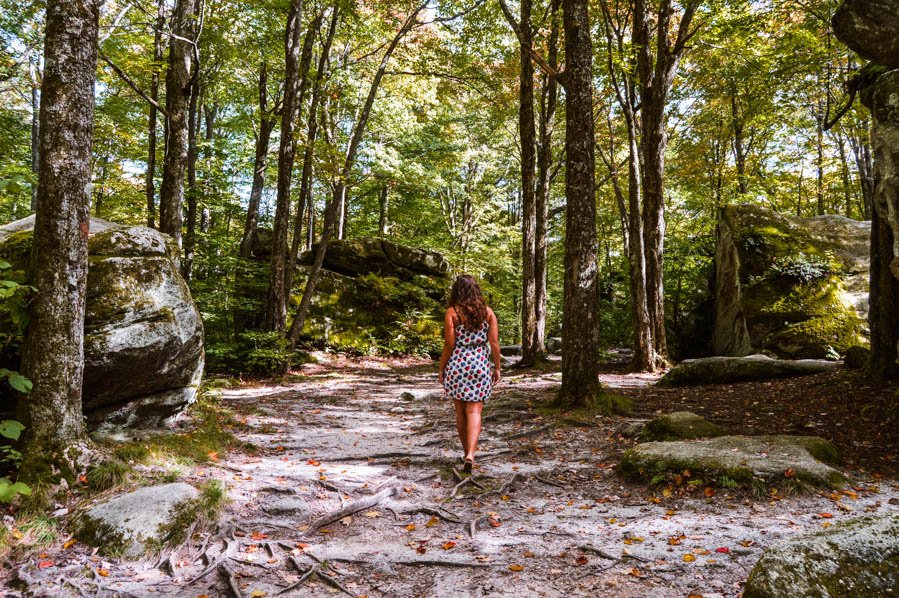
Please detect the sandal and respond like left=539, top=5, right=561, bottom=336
left=463, top=459, right=474, bottom=474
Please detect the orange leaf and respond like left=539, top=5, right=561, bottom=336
left=251, top=532, right=268, bottom=540
left=575, top=555, right=588, bottom=566
left=207, top=451, right=218, bottom=461
left=307, top=459, right=320, bottom=466
left=63, top=539, right=76, bottom=550
left=442, top=541, right=456, bottom=550
left=683, top=554, right=696, bottom=562
left=405, top=524, right=416, bottom=531
left=509, top=564, right=524, bottom=571
left=38, top=561, right=54, bottom=568
left=417, top=546, right=427, bottom=554
left=818, top=513, right=834, bottom=519
left=704, top=487, right=716, bottom=497
left=97, top=569, right=110, bottom=577
left=488, top=518, right=501, bottom=527
left=784, top=467, right=795, bottom=478
left=426, top=516, right=438, bottom=527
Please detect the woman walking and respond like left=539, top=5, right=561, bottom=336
left=438, top=275, right=502, bottom=473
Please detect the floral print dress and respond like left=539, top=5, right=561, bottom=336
left=444, top=320, right=492, bottom=402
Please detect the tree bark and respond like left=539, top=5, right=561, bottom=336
left=146, top=0, right=165, bottom=228
left=183, top=81, right=200, bottom=280
left=558, top=0, right=601, bottom=405
left=159, top=0, right=198, bottom=264
left=19, top=0, right=99, bottom=451
left=533, top=4, right=558, bottom=359
left=29, top=62, right=39, bottom=212
left=517, top=0, right=538, bottom=366
left=287, top=1, right=428, bottom=347
left=378, top=185, right=389, bottom=235
left=239, top=62, right=278, bottom=259
left=266, top=0, right=308, bottom=332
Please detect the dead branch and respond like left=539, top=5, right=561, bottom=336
left=504, top=423, right=557, bottom=440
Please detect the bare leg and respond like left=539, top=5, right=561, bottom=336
left=453, top=400, right=469, bottom=458
left=463, top=401, right=483, bottom=463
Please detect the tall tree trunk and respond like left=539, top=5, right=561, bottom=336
left=865, top=71, right=899, bottom=379
left=847, top=119, right=874, bottom=219
left=816, top=107, right=825, bottom=215
left=378, top=185, right=389, bottom=235
left=266, top=0, right=309, bottom=332
left=29, top=62, right=39, bottom=212
left=518, top=0, right=539, bottom=366
left=558, top=0, right=601, bottom=406
left=306, top=185, right=315, bottom=249
left=159, top=0, right=198, bottom=264
left=239, top=63, right=277, bottom=259
left=183, top=82, right=200, bottom=280
left=287, top=1, right=428, bottom=348
left=633, top=0, right=697, bottom=362
left=19, top=0, right=99, bottom=454
left=731, top=93, right=748, bottom=194
left=834, top=129, right=854, bottom=218
left=533, top=3, right=558, bottom=358
left=146, top=0, right=165, bottom=228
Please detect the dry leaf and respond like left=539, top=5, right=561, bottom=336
left=509, top=564, right=524, bottom=571
left=683, top=554, right=696, bottom=562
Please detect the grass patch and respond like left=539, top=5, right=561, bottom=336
left=0, top=515, right=62, bottom=561
left=86, top=461, right=133, bottom=492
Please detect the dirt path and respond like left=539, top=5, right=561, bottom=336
left=8, top=354, right=899, bottom=597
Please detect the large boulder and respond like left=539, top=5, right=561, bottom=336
left=832, top=0, right=899, bottom=69
left=228, top=230, right=449, bottom=364
left=744, top=511, right=899, bottom=598
left=713, top=204, right=869, bottom=359
left=619, top=435, right=847, bottom=489
left=74, top=483, right=201, bottom=557
left=658, top=355, right=839, bottom=386
left=639, top=411, right=724, bottom=441
left=0, top=216, right=204, bottom=434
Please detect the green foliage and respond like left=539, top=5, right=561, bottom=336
left=85, top=460, right=133, bottom=492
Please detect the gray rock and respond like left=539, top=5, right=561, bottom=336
left=640, top=411, right=725, bottom=441
left=620, top=435, right=847, bottom=489
left=658, top=355, right=838, bottom=386
left=546, top=337, right=562, bottom=354
left=292, top=236, right=449, bottom=279
left=500, top=344, right=522, bottom=357
left=713, top=204, right=869, bottom=359
left=832, top=0, right=899, bottom=69
left=74, top=483, right=200, bottom=557
left=0, top=217, right=204, bottom=433
left=744, top=511, right=899, bottom=598
left=259, top=488, right=310, bottom=517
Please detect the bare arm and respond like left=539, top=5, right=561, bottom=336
left=487, top=308, right=502, bottom=384
left=438, top=308, right=456, bottom=383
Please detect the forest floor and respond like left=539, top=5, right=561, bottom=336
left=5, top=352, right=899, bottom=598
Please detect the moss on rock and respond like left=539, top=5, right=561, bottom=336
left=639, top=411, right=725, bottom=442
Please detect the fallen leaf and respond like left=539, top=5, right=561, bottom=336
left=442, top=542, right=456, bottom=550
left=509, top=564, right=524, bottom=571
left=63, top=539, right=77, bottom=550
left=683, top=554, right=696, bottom=562
left=715, top=547, right=729, bottom=554
left=818, top=513, right=834, bottom=519
left=575, top=555, right=589, bottom=566
left=38, top=561, right=54, bottom=568
left=488, top=518, right=501, bottom=527
left=405, top=524, right=416, bottom=531
left=251, top=532, right=268, bottom=540
left=364, top=511, right=380, bottom=518
left=426, top=516, right=438, bottom=527
left=97, top=569, right=110, bottom=577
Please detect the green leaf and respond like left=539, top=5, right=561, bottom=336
left=0, top=261, right=10, bottom=269
left=0, top=420, right=25, bottom=440
left=0, top=479, right=31, bottom=503
left=8, top=374, right=32, bottom=393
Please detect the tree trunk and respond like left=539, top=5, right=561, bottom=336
left=558, top=0, right=601, bottom=406
left=183, top=82, right=200, bottom=280
left=533, top=3, right=558, bottom=359
left=29, top=63, right=39, bottom=212
left=159, top=0, right=198, bottom=264
left=239, top=63, right=277, bottom=259
left=517, top=0, right=539, bottom=366
left=146, top=0, right=165, bottom=228
left=731, top=93, right=748, bottom=194
left=865, top=71, right=899, bottom=379
left=19, top=0, right=99, bottom=453
left=378, top=185, right=389, bottom=235
left=287, top=1, right=428, bottom=348
left=266, top=0, right=308, bottom=333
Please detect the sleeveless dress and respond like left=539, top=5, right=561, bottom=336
left=444, top=319, right=492, bottom=402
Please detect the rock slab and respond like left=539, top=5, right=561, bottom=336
left=713, top=204, right=869, bottom=359
left=620, top=435, right=847, bottom=489
left=743, top=510, right=899, bottom=598
left=640, top=411, right=724, bottom=441
left=658, top=355, right=838, bottom=386
left=74, top=483, right=200, bottom=557
left=0, top=216, right=205, bottom=434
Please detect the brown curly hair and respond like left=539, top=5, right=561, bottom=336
left=448, top=274, right=487, bottom=328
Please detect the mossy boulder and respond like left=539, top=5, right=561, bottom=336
left=639, top=411, right=724, bottom=441
left=658, top=355, right=838, bottom=386
left=0, top=216, right=204, bottom=435
left=230, top=231, right=449, bottom=362
left=73, top=483, right=200, bottom=558
left=713, top=204, right=869, bottom=359
left=743, top=511, right=899, bottom=598
left=619, top=435, right=847, bottom=489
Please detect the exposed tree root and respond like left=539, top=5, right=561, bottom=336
left=275, top=555, right=354, bottom=596
left=480, top=473, right=527, bottom=499
left=185, top=529, right=239, bottom=585
left=301, top=485, right=401, bottom=536
left=534, top=474, right=565, bottom=488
